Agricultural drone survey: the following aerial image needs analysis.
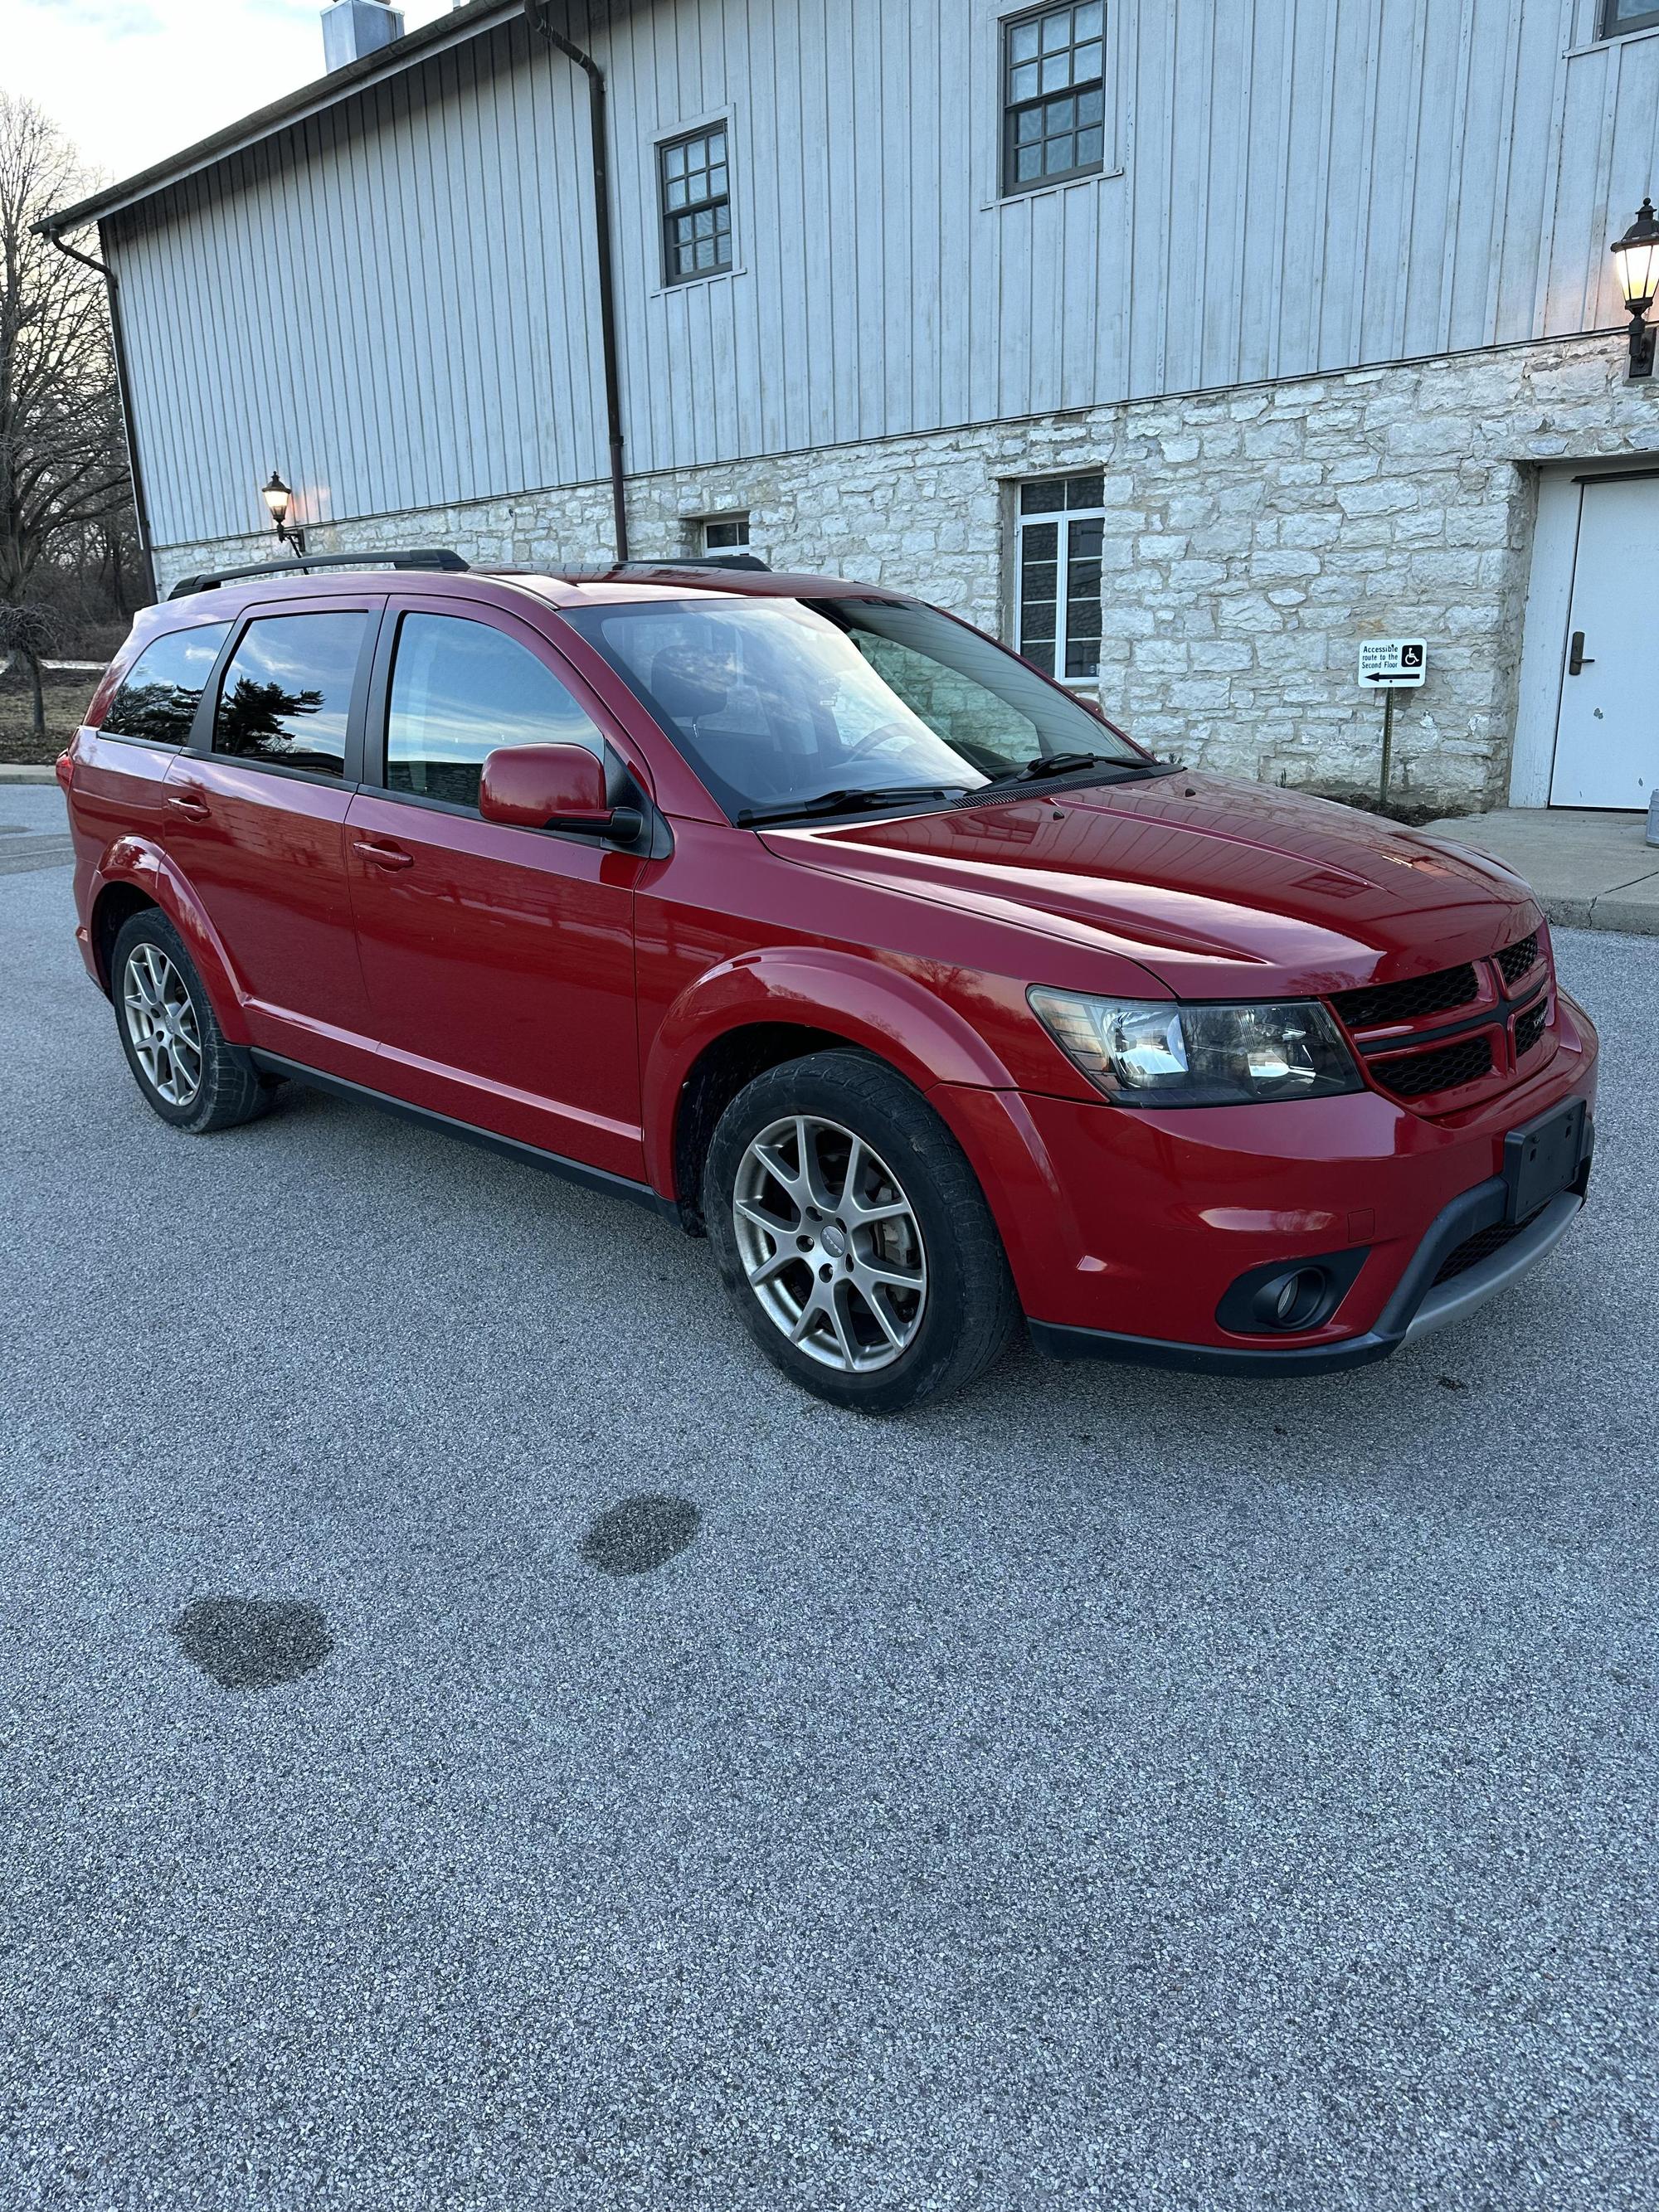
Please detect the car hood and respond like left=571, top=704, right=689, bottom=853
left=759, top=771, right=1542, bottom=999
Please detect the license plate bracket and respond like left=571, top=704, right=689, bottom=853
left=1504, top=1097, right=1586, bottom=1223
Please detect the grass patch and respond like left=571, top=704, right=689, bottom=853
left=0, top=668, right=102, bottom=766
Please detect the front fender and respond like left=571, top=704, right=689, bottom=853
left=86, top=839, right=252, bottom=1044
left=642, top=946, right=1018, bottom=1197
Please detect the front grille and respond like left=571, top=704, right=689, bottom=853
left=1328, top=930, right=1554, bottom=1110
left=1371, top=1033, right=1493, bottom=1101
left=1432, top=1218, right=1524, bottom=1286
left=1514, top=998, right=1548, bottom=1057
left=1496, top=931, right=1540, bottom=989
left=1331, top=963, right=1480, bottom=1031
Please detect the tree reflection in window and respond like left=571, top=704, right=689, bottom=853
left=211, top=612, right=367, bottom=779
left=216, top=676, right=327, bottom=764
left=102, top=625, right=231, bottom=746
left=109, top=680, right=211, bottom=746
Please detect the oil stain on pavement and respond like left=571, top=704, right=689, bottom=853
left=581, top=1495, right=701, bottom=1575
left=171, top=1597, right=334, bottom=1689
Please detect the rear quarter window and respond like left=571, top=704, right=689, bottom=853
left=100, top=625, right=231, bottom=746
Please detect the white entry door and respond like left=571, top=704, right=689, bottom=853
left=1550, top=473, right=1659, bottom=809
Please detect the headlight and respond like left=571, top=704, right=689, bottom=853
left=1028, top=988, right=1362, bottom=1106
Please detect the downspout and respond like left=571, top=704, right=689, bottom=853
left=524, top=1, right=629, bottom=562
left=41, top=221, right=160, bottom=606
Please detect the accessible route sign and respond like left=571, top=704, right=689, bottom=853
left=1357, top=639, right=1427, bottom=688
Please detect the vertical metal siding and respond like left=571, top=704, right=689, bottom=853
left=116, top=16, right=607, bottom=544
left=110, top=0, right=1659, bottom=548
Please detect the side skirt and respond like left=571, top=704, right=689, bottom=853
left=249, top=1051, right=680, bottom=1223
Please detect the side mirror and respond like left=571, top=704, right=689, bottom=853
left=479, top=742, right=623, bottom=833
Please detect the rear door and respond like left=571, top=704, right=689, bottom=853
left=162, top=595, right=382, bottom=1078
left=343, top=597, right=648, bottom=1179
left=70, top=620, right=233, bottom=914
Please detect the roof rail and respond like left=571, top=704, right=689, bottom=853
left=617, top=554, right=771, bottom=573
left=168, top=547, right=471, bottom=600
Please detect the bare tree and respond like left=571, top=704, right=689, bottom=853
left=0, top=94, right=134, bottom=613
left=0, top=600, right=61, bottom=739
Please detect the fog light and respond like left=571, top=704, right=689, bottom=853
left=1257, top=1267, right=1329, bottom=1331
left=1214, top=1247, right=1371, bottom=1339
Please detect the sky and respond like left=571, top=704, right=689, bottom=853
left=1, top=0, right=459, bottom=188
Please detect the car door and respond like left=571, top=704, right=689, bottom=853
left=161, top=595, right=382, bottom=1082
left=71, top=617, right=234, bottom=912
left=343, top=597, right=649, bottom=1181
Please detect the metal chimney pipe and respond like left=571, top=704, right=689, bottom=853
left=322, top=0, right=406, bottom=72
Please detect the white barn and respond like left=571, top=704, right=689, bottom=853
left=46, top=0, right=1659, bottom=814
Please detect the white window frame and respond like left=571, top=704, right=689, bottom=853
left=701, top=515, right=750, bottom=552
left=1012, top=477, right=1106, bottom=688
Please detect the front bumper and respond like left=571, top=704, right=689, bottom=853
left=928, top=989, right=1599, bottom=1374
left=1027, top=1176, right=1587, bottom=1373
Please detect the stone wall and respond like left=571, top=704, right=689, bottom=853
left=155, top=332, right=1659, bottom=812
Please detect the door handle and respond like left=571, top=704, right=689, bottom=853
left=1567, top=631, right=1594, bottom=675
left=353, top=838, right=414, bottom=872
left=166, top=788, right=211, bottom=820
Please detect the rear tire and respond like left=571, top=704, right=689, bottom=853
left=111, top=909, right=276, bottom=1134
left=704, top=1049, right=1019, bottom=1412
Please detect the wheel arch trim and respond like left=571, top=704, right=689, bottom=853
left=87, top=843, right=251, bottom=1043
left=644, top=947, right=1018, bottom=1201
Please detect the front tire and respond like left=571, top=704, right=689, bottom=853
left=704, top=1049, right=1018, bottom=1412
left=111, top=909, right=275, bottom=1134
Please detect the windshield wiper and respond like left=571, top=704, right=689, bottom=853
left=736, top=785, right=969, bottom=828
left=987, top=750, right=1143, bottom=785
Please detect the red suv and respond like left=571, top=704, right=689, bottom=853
left=61, top=552, right=1596, bottom=1410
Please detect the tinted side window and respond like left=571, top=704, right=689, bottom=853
left=102, top=625, right=231, bottom=746
left=386, top=613, right=605, bottom=810
left=213, top=613, right=367, bottom=777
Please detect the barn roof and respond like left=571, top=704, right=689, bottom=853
left=39, top=0, right=521, bottom=236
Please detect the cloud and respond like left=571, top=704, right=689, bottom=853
left=0, top=0, right=455, bottom=183
left=40, top=2, right=166, bottom=31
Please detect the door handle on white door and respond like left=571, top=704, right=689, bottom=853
left=1567, top=630, right=1594, bottom=675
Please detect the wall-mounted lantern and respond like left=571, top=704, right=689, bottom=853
left=261, top=469, right=305, bottom=556
left=1610, top=197, right=1658, bottom=381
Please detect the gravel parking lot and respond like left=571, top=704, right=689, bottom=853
left=2, top=795, right=1654, bottom=2211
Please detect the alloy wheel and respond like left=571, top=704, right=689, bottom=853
left=122, top=942, right=203, bottom=1107
left=732, top=1114, right=928, bottom=1371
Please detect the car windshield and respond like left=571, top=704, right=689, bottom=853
left=558, top=596, right=1146, bottom=821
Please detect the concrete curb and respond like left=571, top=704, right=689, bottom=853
left=1579, top=892, right=1659, bottom=937
left=1423, top=810, right=1659, bottom=941
left=1511, top=886, right=1659, bottom=935
left=1532, top=897, right=1659, bottom=936
left=0, top=766, right=61, bottom=785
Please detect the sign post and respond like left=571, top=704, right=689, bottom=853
left=1356, top=640, right=1426, bottom=809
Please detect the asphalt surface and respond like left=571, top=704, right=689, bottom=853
left=1, top=792, right=1655, bottom=2211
